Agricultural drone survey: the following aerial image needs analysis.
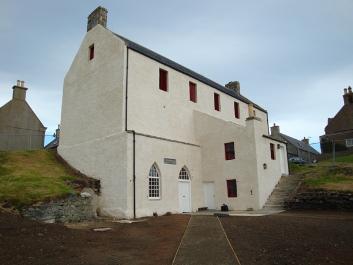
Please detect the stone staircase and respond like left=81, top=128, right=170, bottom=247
left=263, top=175, right=303, bottom=210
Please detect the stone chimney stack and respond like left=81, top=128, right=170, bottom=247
left=87, top=6, right=108, bottom=32
left=55, top=124, right=60, bottom=140
left=225, top=81, right=240, bottom=94
left=270, top=123, right=280, bottom=137
left=12, top=80, right=28, bottom=101
left=302, top=137, right=309, bottom=145
left=343, top=86, right=353, bottom=105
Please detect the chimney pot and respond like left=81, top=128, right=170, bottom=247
left=225, top=81, right=240, bottom=94
left=343, top=86, right=353, bottom=105
left=302, top=137, right=309, bottom=145
left=12, top=80, right=28, bottom=101
left=87, top=6, right=108, bottom=32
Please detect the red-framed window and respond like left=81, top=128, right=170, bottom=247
left=89, top=44, right=94, bottom=60
left=227, top=179, right=237, bottom=197
left=270, top=143, right=276, bottom=160
left=234, top=102, right=240, bottom=119
left=189, top=82, right=197, bottom=103
left=224, top=142, right=235, bottom=160
left=214, top=93, right=220, bottom=111
left=159, top=69, right=168, bottom=91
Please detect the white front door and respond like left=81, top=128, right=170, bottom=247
left=178, top=181, right=191, bottom=213
left=203, top=182, right=215, bottom=209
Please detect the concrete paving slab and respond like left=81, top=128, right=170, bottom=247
left=173, top=216, right=239, bottom=265
left=193, top=209, right=285, bottom=217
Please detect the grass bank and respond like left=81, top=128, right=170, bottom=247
left=290, top=154, right=353, bottom=192
left=0, top=150, right=78, bottom=208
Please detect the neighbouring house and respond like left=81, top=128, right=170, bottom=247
left=58, top=6, right=288, bottom=219
left=45, top=125, right=60, bottom=149
left=320, top=87, right=353, bottom=154
left=0, top=81, right=46, bottom=150
left=270, top=124, right=320, bottom=162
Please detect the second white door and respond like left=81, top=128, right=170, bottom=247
left=203, top=182, right=215, bottom=209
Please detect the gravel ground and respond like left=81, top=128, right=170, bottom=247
left=221, top=210, right=353, bottom=265
left=0, top=210, right=189, bottom=265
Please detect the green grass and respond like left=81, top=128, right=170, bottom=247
left=333, top=154, right=353, bottom=163
left=290, top=154, right=353, bottom=191
left=320, top=153, right=353, bottom=164
left=0, top=150, right=77, bottom=208
left=304, top=175, right=352, bottom=187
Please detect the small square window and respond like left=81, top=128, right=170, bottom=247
left=189, top=82, right=197, bottom=103
left=89, top=44, right=94, bottom=60
left=214, top=93, right=220, bottom=111
left=225, top=142, right=235, bottom=160
left=234, top=102, right=240, bottom=119
left=227, top=179, right=237, bottom=197
left=159, top=69, right=168, bottom=91
left=270, top=143, right=276, bottom=160
left=346, top=139, right=353, bottom=147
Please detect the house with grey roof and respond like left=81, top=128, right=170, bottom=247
left=58, top=6, right=288, bottom=219
left=270, top=124, right=319, bottom=162
left=0, top=81, right=46, bottom=150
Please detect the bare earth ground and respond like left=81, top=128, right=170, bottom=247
left=0, top=210, right=189, bottom=265
left=221, top=210, right=353, bottom=265
left=1, top=210, right=353, bottom=265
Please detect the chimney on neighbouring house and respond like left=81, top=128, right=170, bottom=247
left=270, top=123, right=280, bottom=137
left=302, top=137, right=309, bottom=145
left=12, top=80, right=28, bottom=101
left=54, top=124, right=60, bottom=140
left=87, top=6, right=108, bottom=32
left=343, top=86, right=353, bottom=105
left=225, top=81, right=240, bottom=94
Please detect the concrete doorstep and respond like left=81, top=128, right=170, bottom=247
left=172, top=216, right=240, bottom=265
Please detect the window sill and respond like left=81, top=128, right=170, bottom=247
left=148, top=197, right=161, bottom=200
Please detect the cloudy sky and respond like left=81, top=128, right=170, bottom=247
left=1, top=0, right=353, bottom=149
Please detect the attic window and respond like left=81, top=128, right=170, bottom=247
left=89, top=44, right=94, bottom=60
left=189, top=82, right=197, bottom=103
left=214, top=93, right=220, bottom=111
left=159, top=69, right=168, bottom=91
left=234, top=102, right=240, bottom=119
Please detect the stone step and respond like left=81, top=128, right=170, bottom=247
left=263, top=205, right=284, bottom=210
left=262, top=174, right=302, bottom=211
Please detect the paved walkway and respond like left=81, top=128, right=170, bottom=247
left=173, top=216, right=240, bottom=265
left=192, top=209, right=284, bottom=217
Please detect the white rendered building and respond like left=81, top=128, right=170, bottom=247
left=58, top=7, right=288, bottom=218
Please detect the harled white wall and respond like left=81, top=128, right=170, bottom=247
left=127, top=49, right=264, bottom=145
left=127, top=133, right=203, bottom=218
left=59, top=25, right=130, bottom=217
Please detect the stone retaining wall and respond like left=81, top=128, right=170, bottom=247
left=21, top=188, right=98, bottom=223
left=285, top=190, right=353, bottom=210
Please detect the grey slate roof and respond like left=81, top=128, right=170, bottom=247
left=44, top=138, right=59, bottom=149
left=113, top=32, right=267, bottom=113
left=280, top=133, right=320, bottom=155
